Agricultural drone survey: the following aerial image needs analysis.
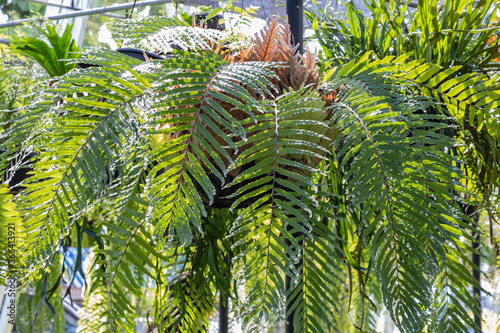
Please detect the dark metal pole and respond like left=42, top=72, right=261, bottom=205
left=286, top=0, right=304, bottom=54
left=218, top=252, right=229, bottom=333
left=472, top=211, right=481, bottom=333
left=284, top=3, right=304, bottom=325
left=285, top=2, right=304, bottom=329
left=219, top=293, right=228, bottom=333
left=463, top=204, right=482, bottom=333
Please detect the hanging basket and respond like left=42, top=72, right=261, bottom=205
left=115, top=48, right=165, bottom=61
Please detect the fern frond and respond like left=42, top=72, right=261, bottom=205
left=389, top=58, right=500, bottom=188
left=145, top=50, right=275, bottom=244
left=326, top=55, right=480, bottom=332
left=297, top=200, right=345, bottom=333
left=430, top=250, right=479, bottom=332
left=3, top=54, right=154, bottom=286
left=141, top=26, right=231, bottom=55
left=226, top=88, right=334, bottom=330
left=110, top=16, right=189, bottom=45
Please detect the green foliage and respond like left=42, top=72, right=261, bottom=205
left=0, top=184, right=23, bottom=277
left=9, top=23, right=81, bottom=77
left=11, top=246, right=66, bottom=333
left=110, top=15, right=189, bottom=45
left=307, top=0, right=500, bottom=72
left=110, top=15, right=241, bottom=53
left=2, top=15, right=499, bottom=333
left=308, top=8, right=500, bottom=330
left=0, top=44, right=48, bottom=125
left=324, top=53, right=485, bottom=331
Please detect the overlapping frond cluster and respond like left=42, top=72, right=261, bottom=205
left=391, top=59, right=500, bottom=188
left=1, top=26, right=280, bottom=331
left=2, top=15, right=497, bottom=333
left=10, top=53, right=154, bottom=284
left=325, top=53, right=487, bottom=332
left=77, top=195, right=164, bottom=332
left=142, top=26, right=231, bottom=55
left=225, top=90, right=336, bottom=330
left=112, top=15, right=234, bottom=55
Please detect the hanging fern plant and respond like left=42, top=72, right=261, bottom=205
left=1, top=14, right=499, bottom=333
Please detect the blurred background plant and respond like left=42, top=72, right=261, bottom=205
left=306, top=0, right=500, bottom=72
left=0, top=33, right=47, bottom=135
left=9, top=22, right=81, bottom=78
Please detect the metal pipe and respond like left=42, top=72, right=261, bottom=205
left=218, top=292, right=228, bottom=333
left=25, top=0, right=126, bottom=18
left=0, top=0, right=182, bottom=29
left=285, top=3, right=304, bottom=332
left=286, top=0, right=303, bottom=54
left=27, top=0, right=85, bottom=11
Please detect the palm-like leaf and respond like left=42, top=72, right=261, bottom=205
left=2, top=15, right=498, bottom=333
left=324, top=54, right=484, bottom=331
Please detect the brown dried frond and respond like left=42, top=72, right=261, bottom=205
left=210, top=16, right=320, bottom=96
left=229, top=17, right=320, bottom=94
left=249, top=16, right=281, bottom=62
left=322, top=87, right=341, bottom=109
left=191, top=13, right=202, bottom=28
left=272, top=18, right=319, bottom=94
left=228, top=17, right=281, bottom=63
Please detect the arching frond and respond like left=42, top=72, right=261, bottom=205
left=299, top=200, right=345, bottom=333
left=141, top=26, right=231, bottom=54
left=325, top=55, right=482, bottom=332
left=390, top=58, right=500, bottom=189
left=145, top=50, right=276, bottom=245
left=16, top=81, right=151, bottom=284
left=225, top=88, right=335, bottom=330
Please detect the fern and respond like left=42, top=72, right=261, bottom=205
left=225, top=88, right=335, bottom=330
left=2, top=16, right=498, bottom=333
